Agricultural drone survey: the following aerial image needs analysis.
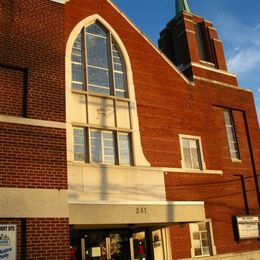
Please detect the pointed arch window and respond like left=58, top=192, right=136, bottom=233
left=71, top=22, right=127, bottom=98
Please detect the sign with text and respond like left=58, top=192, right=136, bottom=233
left=0, top=225, right=17, bottom=259
left=236, top=216, right=259, bottom=240
left=86, top=247, right=101, bottom=257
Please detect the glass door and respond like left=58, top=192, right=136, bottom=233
left=151, top=229, right=166, bottom=260
left=109, top=232, right=131, bottom=260
left=130, top=230, right=148, bottom=260
left=83, top=230, right=131, bottom=260
left=84, top=231, right=106, bottom=259
left=79, top=228, right=168, bottom=260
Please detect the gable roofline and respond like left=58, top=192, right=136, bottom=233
left=106, top=0, right=191, bottom=85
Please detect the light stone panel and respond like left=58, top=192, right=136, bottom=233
left=116, top=100, right=131, bottom=129
left=70, top=94, right=87, bottom=123
left=68, top=164, right=166, bottom=202
left=88, top=96, right=115, bottom=127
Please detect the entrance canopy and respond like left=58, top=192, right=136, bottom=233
left=69, top=201, right=205, bottom=225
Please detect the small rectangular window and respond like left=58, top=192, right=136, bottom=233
left=195, top=23, right=207, bottom=61
left=224, top=109, right=240, bottom=160
left=118, top=133, right=131, bottom=165
left=73, top=128, right=132, bottom=166
left=181, top=138, right=202, bottom=170
left=190, top=221, right=213, bottom=257
left=73, top=128, right=86, bottom=161
left=90, top=130, right=115, bottom=164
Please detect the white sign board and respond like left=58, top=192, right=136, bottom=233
left=236, top=216, right=259, bottom=240
left=90, top=247, right=101, bottom=257
left=0, top=225, right=17, bottom=259
left=86, top=247, right=101, bottom=257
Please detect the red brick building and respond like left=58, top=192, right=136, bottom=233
left=0, top=0, right=259, bottom=259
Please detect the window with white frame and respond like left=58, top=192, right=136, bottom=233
left=71, top=22, right=127, bottom=97
left=73, top=128, right=132, bottom=165
left=224, top=109, right=240, bottom=160
left=90, top=130, right=116, bottom=164
left=181, top=137, right=203, bottom=170
left=71, top=21, right=133, bottom=166
left=73, top=128, right=86, bottom=161
left=190, top=221, right=214, bottom=257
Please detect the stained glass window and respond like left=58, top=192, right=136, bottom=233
left=71, top=23, right=127, bottom=97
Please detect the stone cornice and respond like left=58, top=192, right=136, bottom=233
left=50, top=0, right=70, bottom=4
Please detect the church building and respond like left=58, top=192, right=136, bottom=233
left=0, top=0, right=259, bottom=259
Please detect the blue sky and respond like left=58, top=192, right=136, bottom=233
left=112, top=0, right=260, bottom=123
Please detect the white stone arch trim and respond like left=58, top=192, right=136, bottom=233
left=65, top=14, right=150, bottom=166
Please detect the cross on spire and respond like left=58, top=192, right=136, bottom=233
left=175, top=0, right=191, bottom=15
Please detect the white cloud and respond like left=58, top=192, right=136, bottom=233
left=214, top=15, right=260, bottom=47
left=258, top=88, right=260, bottom=92
left=227, top=48, right=260, bottom=74
left=254, top=24, right=260, bottom=31
left=211, top=13, right=260, bottom=76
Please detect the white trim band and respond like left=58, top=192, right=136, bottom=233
left=0, top=188, right=68, bottom=218
left=69, top=201, right=206, bottom=224
left=193, top=76, right=252, bottom=92
left=49, top=0, right=69, bottom=4
left=0, top=115, right=66, bottom=129
left=191, top=62, right=237, bottom=77
left=68, top=200, right=205, bottom=205
left=162, top=167, right=223, bottom=175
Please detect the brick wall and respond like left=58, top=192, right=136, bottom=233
left=0, top=0, right=65, bottom=122
left=64, top=0, right=260, bottom=257
left=0, top=0, right=67, bottom=188
left=169, top=224, right=192, bottom=259
left=0, top=123, right=67, bottom=189
left=0, top=1, right=69, bottom=259
left=26, top=218, right=70, bottom=260
left=0, top=218, right=70, bottom=260
left=0, top=67, right=24, bottom=116
left=0, top=0, right=258, bottom=258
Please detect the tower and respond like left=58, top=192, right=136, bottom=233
left=175, top=0, right=191, bottom=15
left=159, top=0, right=238, bottom=85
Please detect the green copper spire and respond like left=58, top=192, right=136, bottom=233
left=176, top=0, right=191, bottom=15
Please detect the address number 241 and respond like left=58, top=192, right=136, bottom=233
left=136, top=207, right=147, bottom=215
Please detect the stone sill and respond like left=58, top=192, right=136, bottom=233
left=162, top=167, right=223, bottom=175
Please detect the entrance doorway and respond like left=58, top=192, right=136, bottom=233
left=70, top=227, right=169, bottom=260
left=82, top=229, right=149, bottom=260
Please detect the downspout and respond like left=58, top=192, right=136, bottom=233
left=242, top=111, right=260, bottom=208
left=21, top=218, right=27, bottom=260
